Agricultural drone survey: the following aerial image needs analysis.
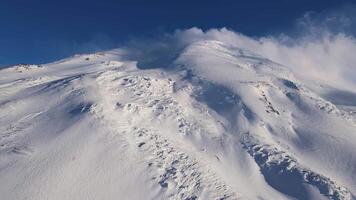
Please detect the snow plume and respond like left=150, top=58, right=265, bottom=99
left=250, top=5, right=356, bottom=92
left=124, top=6, right=356, bottom=92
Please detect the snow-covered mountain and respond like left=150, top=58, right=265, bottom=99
left=1, top=40, right=356, bottom=200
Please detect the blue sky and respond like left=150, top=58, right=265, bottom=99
left=0, top=0, right=354, bottom=66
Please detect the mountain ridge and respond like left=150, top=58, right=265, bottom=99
left=0, top=40, right=355, bottom=200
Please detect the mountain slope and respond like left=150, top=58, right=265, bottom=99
left=0, top=40, right=355, bottom=200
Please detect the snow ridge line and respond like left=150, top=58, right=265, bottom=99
left=91, top=69, right=237, bottom=199
left=240, top=133, right=354, bottom=200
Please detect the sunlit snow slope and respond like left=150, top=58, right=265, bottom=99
left=1, top=40, right=356, bottom=200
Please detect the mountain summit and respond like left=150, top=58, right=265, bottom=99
left=1, top=40, right=355, bottom=200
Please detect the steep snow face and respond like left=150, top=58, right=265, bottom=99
left=176, top=41, right=356, bottom=198
left=0, top=41, right=355, bottom=200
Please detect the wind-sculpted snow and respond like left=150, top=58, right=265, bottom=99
left=92, top=69, right=237, bottom=199
left=0, top=40, right=355, bottom=200
left=240, top=133, right=354, bottom=200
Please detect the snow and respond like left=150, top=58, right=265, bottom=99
left=0, top=39, right=355, bottom=200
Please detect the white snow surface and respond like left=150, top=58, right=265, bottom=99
left=1, top=40, right=356, bottom=200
